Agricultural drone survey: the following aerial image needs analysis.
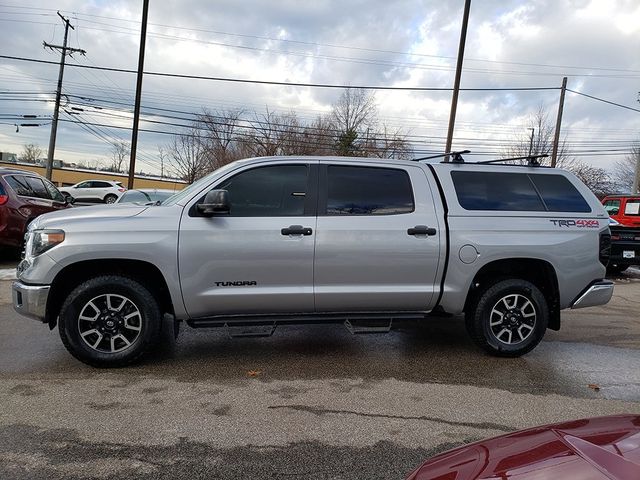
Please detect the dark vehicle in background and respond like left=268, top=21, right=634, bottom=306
left=406, top=415, right=640, bottom=480
left=602, top=194, right=640, bottom=227
left=603, top=195, right=640, bottom=274
left=608, top=218, right=640, bottom=274
left=0, top=167, right=71, bottom=250
left=116, top=188, right=175, bottom=205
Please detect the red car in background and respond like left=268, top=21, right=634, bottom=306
left=407, top=415, right=640, bottom=480
left=602, top=194, right=640, bottom=227
left=602, top=195, right=640, bottom=273
left=0, top=167, right=71, bottom=251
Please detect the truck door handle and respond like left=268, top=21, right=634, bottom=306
left=281, top=225, right=313, bottom=236
left=408, top=225, right=437, bottom=236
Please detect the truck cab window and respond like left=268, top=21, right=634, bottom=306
left=325, top=165, right=414, bottom=215
left=217, top=164, right=308, bottom=217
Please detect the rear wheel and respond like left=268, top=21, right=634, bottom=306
left=466, top=279, right=548, bottom=357
left=104, top=194, right=118, bottom=204
left=58, top=275, right=161, bottom=367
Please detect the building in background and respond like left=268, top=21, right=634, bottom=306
left=0, top=152, right=17, bottom=163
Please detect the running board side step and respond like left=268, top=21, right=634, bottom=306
left=226, top=322, right=276, bottom=338
left=187, top=312, right=427, bottom=331
left=344, top=318, right=392, bottom=334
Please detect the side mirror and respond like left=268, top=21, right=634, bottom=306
left=64, top=195, right=75, bottom=205
left=196, top=189, right=230, bottom=216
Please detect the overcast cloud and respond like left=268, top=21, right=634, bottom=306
left=0, top=0, right=638, bottom=174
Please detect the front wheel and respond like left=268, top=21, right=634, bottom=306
left=465, top=279, right=548, bottom=357
left=58, top=275, right=161, bottom=367
left=104, top=194, right=118, bottom=204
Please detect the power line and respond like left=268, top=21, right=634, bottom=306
left=0, top=54, right=562, bottom=91
left=566, top=89, right=640, bottom=114
left=4, top=4, right=638, bottom=75
left=3, top=87, right=636, bottom=148
left=55, top=117, right=634, bottom=157
left=1, top=4, right=638, bottom=71
left=64, top=95, right=640, bottom=145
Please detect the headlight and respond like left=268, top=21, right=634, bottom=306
left=29, top=229, right=65, bottom=256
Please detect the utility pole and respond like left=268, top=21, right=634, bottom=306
left=158, top=147, right=165, bottom=178
left=128, top=0, right=150, bottom=189
left=551, top=76, right=567, bottom=168
left=44, top=12, right=86, bottom=180
left=633, top=151, right=640, bottom=194
left=528, top=128, right=535, bottom=157
left=444, top=0, right=472, bottom=162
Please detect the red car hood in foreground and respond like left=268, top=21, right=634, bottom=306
left=406, top=415, right=640, bottom=480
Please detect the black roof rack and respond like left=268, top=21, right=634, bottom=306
left=412, top=151, right=548, bottom=167
left=475, top=154, right=548, bottom=167
left=412, top=150, right=470, bottom=163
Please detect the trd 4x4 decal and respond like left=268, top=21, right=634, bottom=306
left=550, top=219, right=599, bottom=228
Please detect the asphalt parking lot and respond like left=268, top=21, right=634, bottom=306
left=0, top=264, right=639, bottom=479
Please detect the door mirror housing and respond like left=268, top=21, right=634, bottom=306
left=196, top=189, right=230, bottom=216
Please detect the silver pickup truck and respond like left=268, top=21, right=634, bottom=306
left=12, top=156, right=614, bottom=367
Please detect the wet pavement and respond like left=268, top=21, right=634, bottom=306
left=1, top=271, right=639, bottom=479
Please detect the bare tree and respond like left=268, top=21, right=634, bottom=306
left=198, top=108, right=245, bottom=170
left=156, top=94, right=411, bottom=169
left=507, top=106, right=616, bottom=195
left=332, top=88, right=378, bottom=156
left=110, top=141, right=130, bottom=173
left=244, top=108, right=288, bottom=157
left=302, top=115, right=337, bottom=155
left=566, top=162, right=614, bottom=198
left=332, top=88, right=377, bottom=133
left=19, top=143, right=43, bottom=164
left=505, top=106, right=570, bottom=164
left=362, top=125, right=413, bottom=159
left=613, top=144, right=640, bottom=193
left=166, top=128, right=208, bottom=183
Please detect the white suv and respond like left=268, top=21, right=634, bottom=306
left=59, top=180, right=126, bottom=204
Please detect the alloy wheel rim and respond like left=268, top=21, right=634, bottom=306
left=489, top=293, right=536, bottom=345
left=77, top=294, right=142, bottom=353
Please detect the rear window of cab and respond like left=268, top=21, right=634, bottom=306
left=451, top=171, right=591, bottom=213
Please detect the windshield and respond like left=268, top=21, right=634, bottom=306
left=161, top=162, right=240, bottom=206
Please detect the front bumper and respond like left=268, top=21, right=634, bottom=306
left=12, top=281, right=50, bottom=322
left=570, top=280, right=614, bottom=309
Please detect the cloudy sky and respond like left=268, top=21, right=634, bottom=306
left=0, top=0, right=639, bottom=175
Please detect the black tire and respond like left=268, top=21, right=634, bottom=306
left=465, top=279, right=548, bottom=357
left=58, top=275, right=161, bottom=367
left=104, top=194, right=118, bottom=204
left=607, top=264, right=628, bottom=274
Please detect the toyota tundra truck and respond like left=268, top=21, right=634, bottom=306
left=12, top=155, right=614, bottom=367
